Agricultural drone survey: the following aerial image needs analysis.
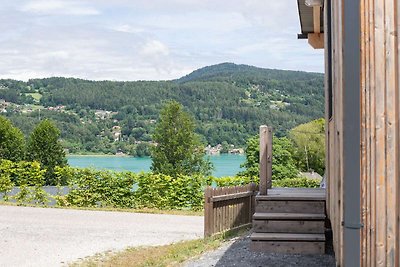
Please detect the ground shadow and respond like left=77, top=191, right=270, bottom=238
left=213, top=231, right=335, bottom=267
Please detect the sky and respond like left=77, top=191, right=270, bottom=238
left=0, top=0, right=324, bottom=81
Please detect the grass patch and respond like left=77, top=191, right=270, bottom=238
left=71, top=228, right=248, bottom=267
left=0, top=201, right=203, bottom=216
left=25, top=93, right=42, bottom=101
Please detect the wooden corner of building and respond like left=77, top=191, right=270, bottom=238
left=308, top=33, right=324, bottom=49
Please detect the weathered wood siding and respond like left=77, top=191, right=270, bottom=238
left=326, top=0, right=400, bottom=266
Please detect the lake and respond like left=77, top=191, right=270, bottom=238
left=67, top=154, right=245, bottom=177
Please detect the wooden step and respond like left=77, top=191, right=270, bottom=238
left=250, top=233, right=325, bottom=242
left=255, top=200, right=325, bottom=214
left=257, top=188, right=326, bottom=201
left=252, top=213, right=325, bottom=233
left=256, top=194, right=325, bottom=201
left=250, top=233, right=326, bottom=254
left=250, top=240, right=325, bottom=254
left=253, top=212, right=325, bottom=220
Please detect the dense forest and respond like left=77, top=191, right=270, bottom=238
left=0, top=63, right=324, bottom=155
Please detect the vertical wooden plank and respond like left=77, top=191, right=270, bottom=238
left=360, top=0, right=367, bottom=264
left=374, top=0, right=387, bottom=265
left=259, top=126, right=268, bottom=195
left=364, top=0, right=372, bottom=264
left=204, top=187, right=211, bottom=237
left=222, top=189, right=225, bottom=232
left=384, top=0, right=399, bottom=265
left=367, top=0, right=376, bottom=263
left=213, top=188, right=218, bottom=235
left=313, top=6, right=321, bottom=34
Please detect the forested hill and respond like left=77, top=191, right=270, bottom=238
left=0, top=63, right=324, bottom=155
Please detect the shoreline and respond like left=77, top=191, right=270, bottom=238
left=67, top=154, right=135, bottom=157
left=67, top=153, right=245, bottom=157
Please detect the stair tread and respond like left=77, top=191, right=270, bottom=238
left=256, top=194, right=325, bottom=201
left=250, top=232, right=326, bottom=241
left=253, top=212, right=326, bottom=220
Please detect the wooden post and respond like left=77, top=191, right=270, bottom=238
left=266, top=127, right=273, bottom=190
left=204, top=186, right=213, bottom=237
left=259, top=126, right=273, bottom=195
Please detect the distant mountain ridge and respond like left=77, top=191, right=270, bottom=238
left=177, top=62, right=323, bottom=83
left=0, top=63, right=325, bottom=154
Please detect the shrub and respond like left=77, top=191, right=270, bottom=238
left=273, top=177, right=320, bottom=188
left=0, top=160, right=15, bottom=201
left=134, top=173, right=207, bottom=210
left=212, top=176, right=254, bottom=187
left=55, top=167, right=136, bottom=208
left=12, top=161, right=48, bottom=204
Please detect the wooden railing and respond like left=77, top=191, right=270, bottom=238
left=204, top=183, right=257, bottom=237
left=259, top=125, right=273, bottom=195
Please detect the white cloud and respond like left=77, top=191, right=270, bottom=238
left=0, top=0, right=323, bottom=81
left=141, top=40, right=169, bottom=57
left=20, top=0, right=100, bottom=16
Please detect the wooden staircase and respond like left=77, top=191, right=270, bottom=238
left=250, top=188, right=326, bottom=254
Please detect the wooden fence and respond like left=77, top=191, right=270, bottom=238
left=204, top=183, right=257, bottom=237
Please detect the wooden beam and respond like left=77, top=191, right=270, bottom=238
left=313, top=6, right=321, bottom=34
left=308, top=33, right=324, bottom=49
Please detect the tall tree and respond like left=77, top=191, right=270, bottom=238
left=0, top=116, right=25, bottom=161
left=151, top=101, right=212, bottom=177
left=27, top=119, right=67, bottom=185
left=238, top=135, right=298, bottom=181
left=289, top=118, right=325, bottom=175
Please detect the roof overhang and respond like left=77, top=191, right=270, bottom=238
left=297, top=0, right=324, bottom=49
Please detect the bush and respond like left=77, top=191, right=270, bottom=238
left=55, top=167, right=208, bottom=210
left=212, top=176, right=254, bottom=187
left=0, top=160, right=15, bottom=201
left=0, top=160, right=48, bottom=204
left=272, top=177, right=320, bottom=188
left=134, top=173, right=207, bottom=210
left=55, top=167, right=136, bottom=208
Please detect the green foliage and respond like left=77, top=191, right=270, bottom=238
left=2, top=63, right=324, bottom=153
left=151, top=101, right=212, bottom=177
left=212, top=176, right=254, bottom=187
left=289, top=118, right=325, bottom=175
left=273, top=177, right=320, bottom=188
left=134, top=173, right=207, bottom=210
left=238, top=135, right=259, bottom=178
left=238, top=135, right=299, bottom=180
left=54, top=167, right=208, bottom=210
left=271, top=137, right=298, bottom=180
left=0, top=116, right=25, bottom=161
left=27, top=119, right=67, bottom=185
left=5, top=161, right=48, bottom=204
left=55, top=167, right=136, bottom=208
left=0, top=159, right=14, bottom=201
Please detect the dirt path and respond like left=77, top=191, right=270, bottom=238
left=0, top=206, right=203, bottom=267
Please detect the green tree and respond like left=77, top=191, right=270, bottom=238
left=151, top=101, right=212, bottom=177
left=0, top=116, right=25, bottom=161
left=238, top=135, right=259, bottom=179
left=289, top=118, right=325, bottom=175
left=27, top=119, right=67, bottom=185
left=238, top=135, right=299, bottom=181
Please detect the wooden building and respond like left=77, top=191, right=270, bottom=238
left=297, top=0, right=400, bottom=266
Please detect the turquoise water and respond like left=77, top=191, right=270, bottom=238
left=67, top=154, right=245, bottom=177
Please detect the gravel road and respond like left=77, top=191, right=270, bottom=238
left=0, top=206, right=203, bottom=267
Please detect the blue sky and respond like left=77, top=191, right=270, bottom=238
left=0, top=0, right=323, bottom=81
